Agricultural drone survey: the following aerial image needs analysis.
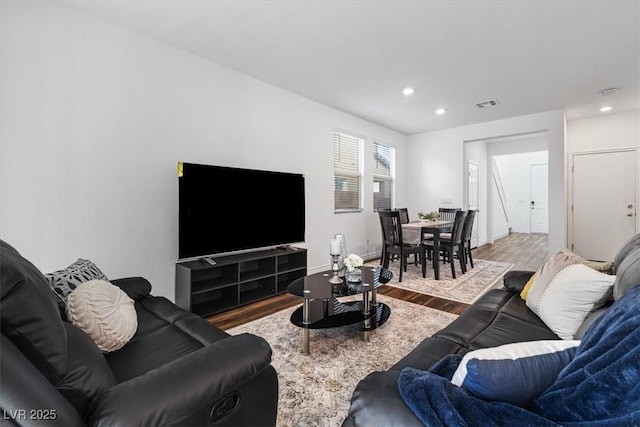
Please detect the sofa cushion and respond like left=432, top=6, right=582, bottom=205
left=613, top=246, right=640, bottom=301
left=526, top=252, right=615, bottom=339
left=46, top=259, right=109, bottom=311
left=66, top=280, right=138, bottom=353
left=574, top=307, right=609, bottom=340
left=0, top=240, right=68, bottom=383
left=392, top=290, right=560, bottom=372
left=612, top=233, right=640, bottom=274
left=105, top=296, right=230, bottom=382
left=502, top=270, right=535, bottom=293
left=435, top=289, right=514, bottom=347
left=391, top=336, right=465, bottom=372
left=110, top=277, right=152, bottom=301
left=451, top=340, right=580, bottom=406
left=56, top=322, right=117, bottom=415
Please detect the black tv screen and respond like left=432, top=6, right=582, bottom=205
left=178, top=162, right=305, bottom=259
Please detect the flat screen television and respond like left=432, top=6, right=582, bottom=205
left=178, top=162, right=305, bottom=260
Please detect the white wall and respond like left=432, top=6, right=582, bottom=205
left=407, top=111, right=566, bottom=253
left=0, top=1, right=407, bottom=300
left=567, top=110, right=639, bottom=152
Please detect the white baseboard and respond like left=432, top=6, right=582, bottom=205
left=491, top=231, right=509, bottom=242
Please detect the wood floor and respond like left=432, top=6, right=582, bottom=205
left=207, top=232, right=548, bottom=330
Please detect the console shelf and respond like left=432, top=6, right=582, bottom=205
left=176, top=247, right=307, bottom=317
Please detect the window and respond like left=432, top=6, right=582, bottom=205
left=334, top=131, right=363, bottom=211
left=373, top=142, right=394, bottom=210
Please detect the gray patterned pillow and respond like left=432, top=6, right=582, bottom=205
left=46, top=259, right=108, bottom=308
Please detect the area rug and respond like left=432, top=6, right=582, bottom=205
left=227, top=295, right=457, bottom=427
left=366, top=258, right=514, bottom=304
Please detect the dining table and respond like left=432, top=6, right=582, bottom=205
left=402, top=220, right=454, bottom=280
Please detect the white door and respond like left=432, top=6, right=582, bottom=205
left=530, top=164, right=548, bottom=233
left=468, top=161, right=479, bottom=248
left=572, top=150, right=637, bottom=261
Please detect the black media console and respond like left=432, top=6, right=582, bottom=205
left=175, top=247, right=307, bottom=317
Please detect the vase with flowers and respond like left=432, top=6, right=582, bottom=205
left=418, top=211, right=440, bottom=221
left=343, top=254, right=364, bottom=283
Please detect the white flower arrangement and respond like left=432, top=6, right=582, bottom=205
left=343, top=254, right=364, bottom=271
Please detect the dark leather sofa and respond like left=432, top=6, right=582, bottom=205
left=0, top=240, right=278, bottom=427
left=343, top=236, right=640, bottom=427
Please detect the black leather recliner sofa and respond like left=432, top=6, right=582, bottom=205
left=343, top=236, right=640, bottom=427
left=0, top=240, right=278, bottom=426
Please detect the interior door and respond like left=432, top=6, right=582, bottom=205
left=467, top=161, right=479, bottom=248
left=572, top=150, right=637, bottom=261
left=530, top=164, right=548, bottom=233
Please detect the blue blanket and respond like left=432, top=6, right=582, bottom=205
left=398, top=285, right=640, bottom=426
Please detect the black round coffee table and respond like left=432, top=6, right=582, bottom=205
left=287, top=266, right=391, bottom=354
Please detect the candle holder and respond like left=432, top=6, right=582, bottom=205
left=328, top=254, right=343, bottom=284
left=334, top=234, right=347, bottom=276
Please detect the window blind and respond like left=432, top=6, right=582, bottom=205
left=374, top=142, right=394, bottom=210
left=334, top=131, right=363, bottom=211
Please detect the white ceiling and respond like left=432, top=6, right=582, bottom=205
left=64, top=0, right=640, bottom=135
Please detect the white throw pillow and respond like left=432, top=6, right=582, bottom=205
left=526, top=263, right=615, bottom=340
left=66, top=280, right=138, bottom=352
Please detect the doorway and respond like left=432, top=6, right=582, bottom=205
left=493, top=151, right=549, bottom=236
left=468, top=161, right=479, bottom=248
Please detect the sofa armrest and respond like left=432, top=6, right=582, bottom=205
left=109, top=277, right=151, bottom=301
left=87, top=333, right=277, bottom=427
left=502, top=270, right=535, bottom=293
left=343, top=371, right=423, bottom=427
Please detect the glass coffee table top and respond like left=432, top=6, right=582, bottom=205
left=287, top=266, right=388, bottom=299
left=287, top=266, right=392, bottom=354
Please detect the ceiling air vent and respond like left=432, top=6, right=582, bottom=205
left=475, top=99, right=499, bottom=109
left=600, top=87, right=619, bottom=96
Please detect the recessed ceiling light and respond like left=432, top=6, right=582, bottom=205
left=402, top=87, right=414, bottom=96
left=435, top=108, right=446, bottom=115
left=600, top=106, right=613, bottom=112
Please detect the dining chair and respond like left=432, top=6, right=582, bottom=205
left=378, top=210, right=426, bottom=282
left=438, top=207, right=461, bottom=222
left=397, top=208, right=410, bottom=224
left=393, top=208, right=411, bottom=263
left=461, top=209, right=477, bottom=269
left=380, top=208, right=410, bottom=261
left=424, top=209, right=467, bottom=279
left=437, top=207, right=462, bottom=240
left=377, top=208, right=392, bottom=262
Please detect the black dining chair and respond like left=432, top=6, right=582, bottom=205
left=378, top=210, right=426, bottom=282
left=438, top=207, right=461, bottom=222
left=377, top=208, right=392, bottom=262
left=429, top=207, right=460, bottom=253
left=424, top=209, right=467, bottom=279
left=397, top=208, right=410, bottom=224
left=461, top=209, right=477, bottom=269
left=392, top=208, right=411, bottom=263
left=438, top=207, right=462, bottom=240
